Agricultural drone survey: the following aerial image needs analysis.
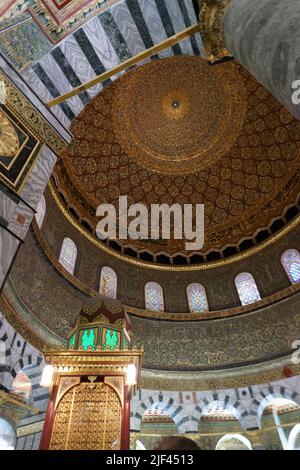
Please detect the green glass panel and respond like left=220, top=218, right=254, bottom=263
left=69, top=333, right=76, bottom=348
left=103, top=329, right=119, bottom=351
left=81, top=328, right=96, bottom=351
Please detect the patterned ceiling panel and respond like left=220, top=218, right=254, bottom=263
left=20, top=0, right=203, bottom=128
left=0, top=0, right=123, bottom=43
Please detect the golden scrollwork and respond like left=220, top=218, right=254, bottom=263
left=50, top=382, right=121, bottom=450
left=0, top=111, right=19, bottom=157
left=112, top=56, right=246, bottom=175
left=0, top=71, right=66, bottom=156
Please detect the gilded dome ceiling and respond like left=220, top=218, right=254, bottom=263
left=111, top=57, right=246, bottom=175
left=53, top=56, right=300, bottom=259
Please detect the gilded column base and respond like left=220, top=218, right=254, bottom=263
left=198, top=0, right=233, bottom=63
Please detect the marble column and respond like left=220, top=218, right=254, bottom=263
left=199, top=0, right=300, bottom=120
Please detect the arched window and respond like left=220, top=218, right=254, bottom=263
left=145, top=282, right=164, bottom=312
left=0, top=418, right=16, bottom=450
left=58, top=237, right=77, bottom=275
left=235, top=272, right=261, bottom=306
left=281, top=249, right=300, bottom=283
left=187, top=283, right=208, bottom=313
left=99, top=267, right=117, bottom=299
left=35, top=195, right=46, bottom=229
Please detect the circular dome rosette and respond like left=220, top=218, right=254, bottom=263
left=111, top=56, right=247, bottom=175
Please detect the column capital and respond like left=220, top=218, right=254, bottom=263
left=198, top=0, right=233, bottom=63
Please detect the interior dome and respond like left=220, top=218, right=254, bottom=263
left=111, top=56, right=246, bottom=175
left=53, top=56, right=300, bottom=261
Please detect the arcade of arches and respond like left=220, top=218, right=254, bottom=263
left=1, top=0, right=300, bottom=451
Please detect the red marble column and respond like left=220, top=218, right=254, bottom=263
left=39, top=384, right=58, bottom=450
left=121, top=385, right=131, bottom=450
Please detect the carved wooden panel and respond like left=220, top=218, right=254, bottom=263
left=50, top=382, right=121, bottom=450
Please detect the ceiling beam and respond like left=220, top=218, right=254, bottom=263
left=47, top=23, right=202, bottom=107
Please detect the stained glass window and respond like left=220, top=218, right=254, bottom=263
left=235, top=272, right=261, bottom=306
left=35, top=195, right=46, bottom=229
left=99, top=267, right=117, bottom=299
left=187, top=283, right=208, bottom=313
left=69, top=334, right=76, bottom=348
left=281, top=249, right=300, bottom=283
left=58, top=237, right=77, bottom=275
left=145, top=282, right=164, bottom=312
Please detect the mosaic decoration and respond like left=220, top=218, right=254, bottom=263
left=0, top=13, right=51, bottom=71
left=58, top=237, right=77, bottom=275
left=235, top=272, right=261, bottom=306
left=99, top=266, right=117, bottom=299
left=0, top=0, right=120, bottom=44
left=281, top=249, right=300, bottom=283
left=0, top=1, right=27, bottom=20
left=187, top=283, right=208, bottom=313
left=145, top=282, right=164, bottom=312
left=0, top=105, right=44, bottom=192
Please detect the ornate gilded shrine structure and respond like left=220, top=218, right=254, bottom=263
left=39, top=301, right=143, bottom=450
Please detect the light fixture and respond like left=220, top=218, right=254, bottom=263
left=126, top=364, right=137, bottom=386
left=40, top=365, right=54, bottom=388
